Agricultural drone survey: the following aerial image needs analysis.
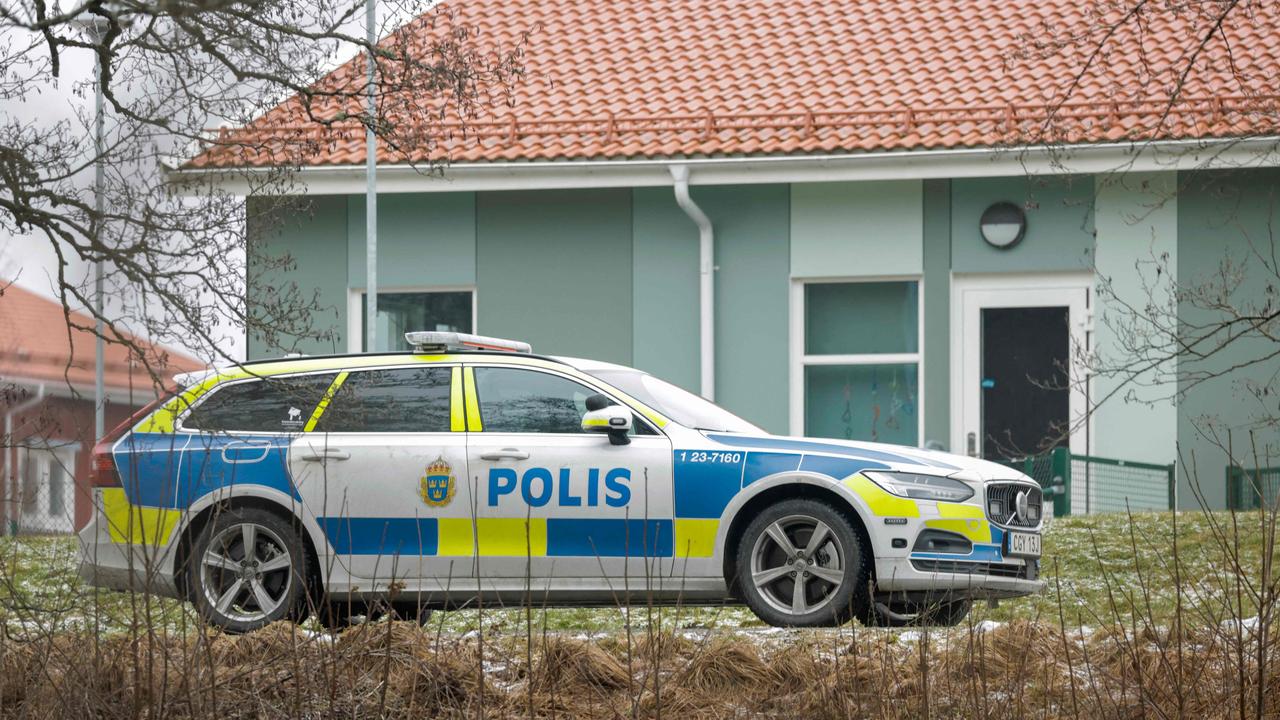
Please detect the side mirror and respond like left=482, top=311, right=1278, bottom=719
left=582, top=395, right=632, bottom=445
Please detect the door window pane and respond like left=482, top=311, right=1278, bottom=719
left=981, top=306, right=1069, bottom=459
left=21, top=453, right=38, bottom=513
left=48, top=458, right=66, bottom=517
left=473, top=367, right=598, bottom=434
left=804, top=364, right=918, bottom=446
left=314, top=367, right=453, bottom=433
left=361, top=292, right=473, bottom=352
left=184, top=373, right=337, bottom=433
left=805, top=282, right=919, bottom=355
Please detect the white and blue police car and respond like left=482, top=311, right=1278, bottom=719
left=79, top=332, right=1044, bottom=632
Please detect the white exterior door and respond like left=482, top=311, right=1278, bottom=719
left=463, top=364, right=675, bottom=584
left=951, top=273, right=1092, bottom=460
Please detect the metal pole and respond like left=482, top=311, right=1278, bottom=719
left=93, top=40, right=106, bottom=440
left=364, top=0, right=378, bottom=353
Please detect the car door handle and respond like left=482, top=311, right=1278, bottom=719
left=480, top=448, right=530, bottom=461
left=300, top=448, right=351, bottom=462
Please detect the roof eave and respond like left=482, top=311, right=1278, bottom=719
left=167, top=136, right=1280, bottom=196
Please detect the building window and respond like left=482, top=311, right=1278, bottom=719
left=16, top=446, right=77, bottom=534
left=47, top=460, right=66, bottom=517
left=20, top=451, right=38, bottom=514
left=358, top=290, right=474, bottom=352
left=798, top=280, right=922, bottom=446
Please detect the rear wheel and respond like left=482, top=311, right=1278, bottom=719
left=188, top=508, right=308, bottom=634
left=735, top=498, right=869, bottom=627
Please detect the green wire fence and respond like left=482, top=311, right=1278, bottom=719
left=1001, top=448, right=1177, bottom=517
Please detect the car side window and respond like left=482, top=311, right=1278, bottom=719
left=313, top=366, right=452, bottom=433
left=183, top=373, right=337, bottom=433
left=472, top=366, right=658, bottom=435
left=473, top=367, right=601, bottom=434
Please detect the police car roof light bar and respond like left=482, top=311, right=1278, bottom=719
left=405, top=331, right=532, bottom=354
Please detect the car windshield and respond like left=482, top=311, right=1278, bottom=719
left=584, top=369, right=763, bottom=434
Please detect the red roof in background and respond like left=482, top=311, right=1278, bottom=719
left=189, top=0, right=1280, bottom=169
left=0, top=283, right=205, bottom=396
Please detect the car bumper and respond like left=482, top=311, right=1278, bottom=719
left=76, top=515, right=181, bottom=599
left=874, top=554, right=1044, bottom=599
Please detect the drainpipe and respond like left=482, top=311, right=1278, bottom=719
left=669, top=166, right=715, bottom=401
left=3, top=383, right=45, bottom=536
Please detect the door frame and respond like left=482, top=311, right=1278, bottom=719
left=949, top=272, right=1093, bottom=459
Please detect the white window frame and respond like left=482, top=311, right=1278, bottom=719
left=789, top=276, right=926, bottom=444
left=346, top=285, right=477, bottom=354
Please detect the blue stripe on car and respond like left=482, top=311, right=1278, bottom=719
left=546, top=518, right=673, bottom=557
left=672, top=451, right=744, bottom=519
left=742, top=452, right=802, bottom=486
left=318, top=517, right=439, bottom=556
left=113, top=432, right=299, bottom=509
left=704, top=434, right=959, bottom=470
left=798, top=453, right=889, bottom=480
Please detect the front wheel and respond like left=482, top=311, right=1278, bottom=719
left=735, top=498, right=870, bottom=627
left=188, top=507, right=308, bottom=634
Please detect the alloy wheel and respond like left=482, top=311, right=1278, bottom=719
left=749, top=514, right=846, bottom=616
left=199, top=522, right=294, bottom=624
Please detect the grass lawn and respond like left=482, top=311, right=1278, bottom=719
left=0, top=510, right=1271, bottom=636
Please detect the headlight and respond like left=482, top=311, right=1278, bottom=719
left=864, top=471, right=974, bottom=502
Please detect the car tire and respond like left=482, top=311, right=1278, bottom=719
left=735, top=498, right=870, bottom=627
left=859, top=596, right=972, bottom=628
left=188, top=507, right=308, bottom=634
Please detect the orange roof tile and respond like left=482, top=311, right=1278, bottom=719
left=0, top=284, right=205, bottom=394
left=188, top=0, right=1280, bottom=168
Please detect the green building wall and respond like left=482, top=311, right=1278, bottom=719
left=1176, top=168, right=1280, bottom=508
left=475, top=188, right=634, bottom=366
left=246, top=195, right=350, bottom=358
left=951, top=175, right=1096, bottom=273
left=631, top=188, right=700, bottom=393
left=921, top=179, right=951, bottom=449
left=697, top=184, right=792, bottom=434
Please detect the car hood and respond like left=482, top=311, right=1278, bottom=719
left=701, top=431, right=1031, bottom=483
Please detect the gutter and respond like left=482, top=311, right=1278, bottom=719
left=669, top=166, right=715, bottom=401
left=165, top=136, right=1280, bottom=195
left=3, top=383, right=46, bottom=536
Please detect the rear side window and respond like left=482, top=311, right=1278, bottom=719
left=313, top=367, right=453, bottom=433
left=184, top=373, right=337, bottom=433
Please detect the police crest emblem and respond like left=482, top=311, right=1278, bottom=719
left=419, top=456, right=456, bottom=507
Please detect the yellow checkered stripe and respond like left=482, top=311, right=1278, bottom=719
left=842, top=472, right=994, bottom=544
left=100, top=488, right=181, bottom=545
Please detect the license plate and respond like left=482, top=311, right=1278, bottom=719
left=1006, top=531, right=1041, bottom=558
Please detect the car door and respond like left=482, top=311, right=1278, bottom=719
left=462, top=363, right=674, bottom=584
left=289, top=363, right=471, bottom=582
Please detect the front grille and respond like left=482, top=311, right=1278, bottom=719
left=986, top=482, right=1043, bottom=528
left=912, top=558, right=1038, bottom=581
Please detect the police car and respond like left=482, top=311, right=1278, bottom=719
left=79, top=332, right=1044, bottom=632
